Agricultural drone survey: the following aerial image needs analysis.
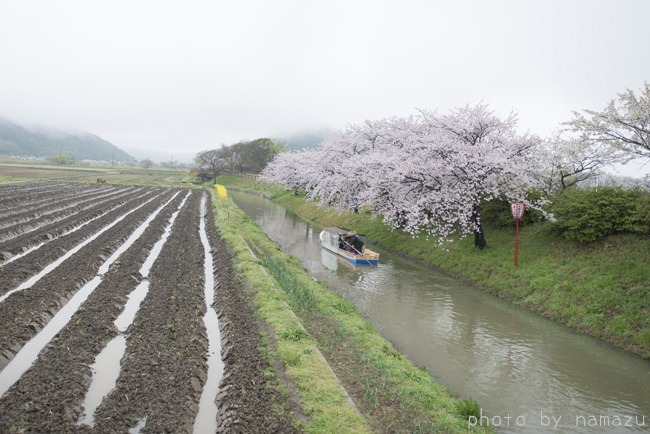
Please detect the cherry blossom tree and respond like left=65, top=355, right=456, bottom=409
left=567, top=82, right=650, bottom=160
left=533, top=132, right=621, bottom=196
left=262, top=104, right=542, bottom=248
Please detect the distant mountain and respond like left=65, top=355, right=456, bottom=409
left=0, top=117, right=135, bottom=162
left=280, top=128, right=336, bottom=151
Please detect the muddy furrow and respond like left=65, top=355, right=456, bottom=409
left=0, top=185, right=126, bottom=230
left=92, top=190, right=208, bottom=434
left=0, top=190, right=160, bottom=292
left=0, top=186, right=140, bottom=246
left=0, top=191, right=187, bottom=434
left=0, top=183, right=114, bottom=221
left=0, top=183, right=94, bottom=213
left=0, top=185, right=120, bottom=224
left=0, top=190, right=177, bottom=360
left=0, top=183, right=82, bottom=206
left=206, top=196, right=300, bottom=433
left=0, top=183, right=91, bottom=216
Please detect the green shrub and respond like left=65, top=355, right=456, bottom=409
left=551, top=187, right=650, bottom=242
left=481, top=189, right=547, bottom=228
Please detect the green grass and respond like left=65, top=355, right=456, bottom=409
left=211, top=189, right=492, bottom=433
left=211, top=192, right=372, bottom=433
left=217, top=175, right=650, bottom=360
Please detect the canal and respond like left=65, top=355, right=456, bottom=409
left=231, top=190, right=649, bottom=433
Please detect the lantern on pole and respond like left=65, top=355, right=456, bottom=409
left=510, top=203, right=525, bottom=267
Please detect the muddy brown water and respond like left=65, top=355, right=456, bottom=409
left=232, top=190, right=650, bottom=434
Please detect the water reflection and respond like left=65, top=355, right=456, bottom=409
left=232, top=191, right=650, bottom=433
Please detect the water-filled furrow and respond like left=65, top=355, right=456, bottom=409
left=0, top=190, right=158, bottom=298
left=0, top=183, right=83, bottom=206
left=88, top=191, right=206, bottom=432
left=0, top=184, right=97, bottom=217
left=75, top=191, right=190, bottom=426
left=192, top=194, right=224, bottom=434
left=0, top=191, right=163, bottom=304
left=0, top=191, right=143, bottom=267
left=0, top=186, right=136, bottom=236
left=0, top=188, right=148, bottom=256
left=129, top=416, right=147, bottom=433
left=0, top=186, right=126, bottom=230
left=0, top=191, right=182, bottom=398
left=1, top=183, right=111, bottom=206
left=139, top=192, right=191, bottom=278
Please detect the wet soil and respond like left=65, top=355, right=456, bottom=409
left=0, top=185, right=121, bottom=229
left=0, top=187, right=135, bottom=242
left=0, top=188, right=142, bottom=253
left=0, top=183, right=92, bottom=218
left=0, top=189, right=159, bottom=292
left=0, top=184, right=302, bottom=433
left=0, top=189, right=174, bottom=361
left=205, top=199, right=300, bottom=434
left=0, top=190, right=185, bottom=433
left=0, top=183, right=84, bottom=210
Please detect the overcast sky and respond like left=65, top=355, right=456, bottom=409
left=0, top=0, right=648, bottom=171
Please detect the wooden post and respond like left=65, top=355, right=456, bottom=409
left=514, top=220, right=520, bottom=267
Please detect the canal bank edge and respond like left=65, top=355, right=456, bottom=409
left=210, top=189, right=492, bottom=432
left=217, top=175, right=650, bottom=361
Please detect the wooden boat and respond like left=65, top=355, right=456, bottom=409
left=319, top=227, right=379, bottom=265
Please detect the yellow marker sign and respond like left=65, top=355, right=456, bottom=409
left=215, top=184, right=227, bottom=198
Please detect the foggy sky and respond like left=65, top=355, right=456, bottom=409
left=0, top=0, right=648, bottom=171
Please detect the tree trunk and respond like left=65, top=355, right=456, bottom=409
left=472, top=205, right=487, bottom=249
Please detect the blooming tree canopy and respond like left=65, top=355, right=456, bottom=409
left=567, top=82, right=650, bottom=160
left=262, top=104, right=542, bottom=248
left=533, top=132, right=621, bottom=196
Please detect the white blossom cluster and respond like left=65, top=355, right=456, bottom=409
left=261, top=103, right=544, bottom=244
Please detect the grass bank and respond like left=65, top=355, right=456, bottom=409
left=217, top=175, right=650, bottom=360
left=210, top=189, right=491, bottom=433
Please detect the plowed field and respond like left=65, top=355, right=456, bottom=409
left=0, top=183, right=295, bottom=433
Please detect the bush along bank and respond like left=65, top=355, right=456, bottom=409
left=216, top=175, right=650, bottom=360
left=210, top=189, right=492, bottom=433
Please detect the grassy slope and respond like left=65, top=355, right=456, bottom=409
left=218, top=175, right=650, bottom=360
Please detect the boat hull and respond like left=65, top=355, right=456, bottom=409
left=321, top=243, right=379, bottom=265
left=319, top=227, right=379, bottom=266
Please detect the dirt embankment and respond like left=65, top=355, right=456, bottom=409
left=205, top=200, right=300, bottom=434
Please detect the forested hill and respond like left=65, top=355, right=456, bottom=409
left=0, top=117, right=134, bottom=162
left=282, top=129, right=334, bottom=151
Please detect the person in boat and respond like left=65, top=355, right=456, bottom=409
left=342, top=231, right=365, bottom=254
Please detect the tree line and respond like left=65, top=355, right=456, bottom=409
left=195, top=138, right=286, bottom=181
left=261, top=82, right=650, bottom=247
